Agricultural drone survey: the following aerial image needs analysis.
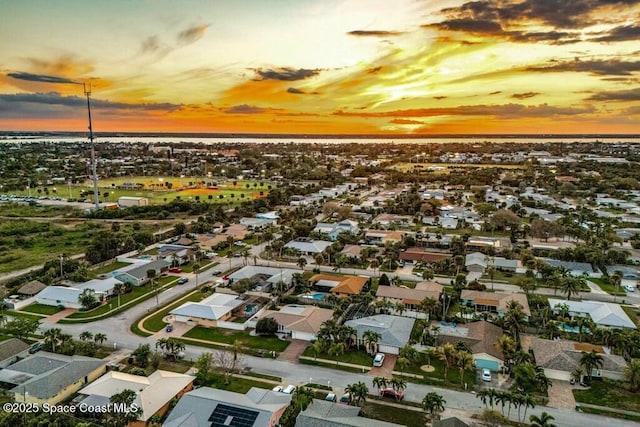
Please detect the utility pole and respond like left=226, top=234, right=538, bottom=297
left=84, top=83, right=99, bottom=210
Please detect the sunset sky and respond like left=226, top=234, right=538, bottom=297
left=1, top=0, right=639, bottom=134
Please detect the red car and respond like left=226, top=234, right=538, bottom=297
left=168, top=267, right=183, bottom=273
left=380, top=388, right=404, bottom=400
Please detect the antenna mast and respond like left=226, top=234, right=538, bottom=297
left=84, top=83, right=100, bottom=210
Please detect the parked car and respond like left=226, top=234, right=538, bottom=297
left=165, top=324, right=174, bottom=332
left=177, top=277, right=188, bottom=285
left=28, top=342, right=42, bottom=354
left=373, top=352, right=385, bottom=367
left=339, top=393, right=350, bottom=404
left=325, top=393, right=337, bottom=402
left=272, top=386, right=283, bottom=392
left=380, top=388, right=405, bottom=400
left=212, top=270, right=222, bottom=275
left=624, top=284, right=636, bottom=292
left=282, top=385, right=296, bottom=394
left=481, top=368, right=492, bottom=382
left=169, top=267, right=183, bottom=273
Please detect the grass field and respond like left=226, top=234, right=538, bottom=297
left=574, top=379, right=640, bottom=413
left=589, top=278, right=627, bottom=296
left=361, top=401, right=425, bottom=427
left=184, top=327, right=290, bottom=352
left=91, top=261, right=131, bottom=276
left=20, top=304, right=64, bottom=315
left=302, top=346, right=374, bottom=366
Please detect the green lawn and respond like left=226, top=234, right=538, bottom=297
left=183, top=327, right=290, bottom=352
left=573, top=379, right=640, bottom=413
left=6, top=310, right=46, bottom=320
left=622, top=305, right=640, bottom=327
left=91, top=261, right=131, bottom=276
left=201, top=375, right=275, bottom=394
left=403, top=354, right=476, bottom=389
left=361, top=401, right=425, bottom=427
left=302, top=346, right=374, bottom=366
left=63, top=276, right=176, bottom=320
left=141, top=290, right=204, bottom=333
left=589, top=278, right=626, bottom=296
left=299, top=358, right=367, bottom=374
left=21, top=304, right=64, bottom=315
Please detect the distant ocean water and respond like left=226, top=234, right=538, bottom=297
left=2, top=135, right=640, bottom=144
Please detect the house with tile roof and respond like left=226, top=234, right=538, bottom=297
left=309, top=274, right=370, bottom=297
left=164, top=387, right=291, bottom=427
left=0, top=352, right=106, bottom=405
left=251, top=305, right=333, bottom=341
left=399, top=248, right=452, bottom=264
left=295, top=399, right=403, bottom=427
left=0, top=338, right=30, bottom=368
left=436, top=321, right=505, bottom=372
left=461, top=290, right=531, bottom=319
left=376, top=281, right=443, bottom=318
left=522, top=336, right=627, bottom=381
left=344, top=314, right=415, bottom=355
left=77, top=370, right=194, bottom=426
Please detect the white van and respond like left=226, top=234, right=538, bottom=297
left=624, top=284, right=636, bottom=292
left=282, top=385, right=297, bottom=394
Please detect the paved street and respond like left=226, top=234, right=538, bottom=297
left=34, top=254, right=637, bottom=427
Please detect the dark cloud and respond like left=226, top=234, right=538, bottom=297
left=254, top=68, right=320, bottom=81
left=287, top=87, right=305, bottom=94
left=425, top=19, right=503, bottom=35
left=367, top=66, right=383, bottom=74
left=424, top=20, right=580, bottom=44
left=224, top=104, right=265, bottom=114
left=141, top=35, right=161, bottom=53
left=8, top=72, right=80, bottom=85
left=528, top=59, right=640, bottom=76
left=511, top=91, right=540, bottom=99
left=433, top=96, right=448, bottom=100
left=0, top=92, right=180, bottom=111
left=347, top=30, right=404, bottom=37
left=489, top=91, right=502, bottom=95
left=177, top=24, right=209, bottom=45
left=390, top=119, right=424, bottom=124
left=625, top=106, right=640, bottom=114
left=587, top=88, right=640, bottom=101
left=593, top=24, right=640, bottom=42
left=334, top=103, right=596, bottom=119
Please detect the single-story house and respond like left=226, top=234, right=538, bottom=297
left=465, top=237, right=502, bottom=249
left=606, top=265, right=640, bottom=280
left=240, top=217, right=277, bottom=230
left=0, top=338, right=30, bottom=369
left=77, top=370, right=194, bottom=426
left=400, top=248, right=452, bottom=264
left=285, top=238, right=332, bottom=255
left=372, top=213, right=414, bottom=228
left=76, top=276, right=123, bottom=297
left=164, top=387, right=292, bottom=427
left=548, top=299, right=636, bottom=329
left=253, top=305, right=333, bottom=341
left=170, top=292, right=245, bottom=326
left=461, top=290, right=531, bottom=319
left=0, top=352, right=106, bottom=405
left=114, top=259, right=170, bottom=286
left=437, top=321, right=505, bottom=372
left=376, top=281, right=443, bottom=316
left=308, top=274, right=369, bottom=297
left=227, top=265, right=299, bottom=293
left=522, top=336, right=627, bottom=381
left=364, top=230, right=407, bottom=245
left=465, top=252, right=521, bottom=274
left=344, top=314, right=415, bottom=355
left=35, top=286, right=84, bottom=309
left=296, top=399, right=403, bottom=427
left=313, top=220, right=360, bottom=241
left=17, top=280, right=47, bottom=297
left=540, top=258, right=600, bottom=278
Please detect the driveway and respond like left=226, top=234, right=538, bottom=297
left=547, top=381, right=577, bottom=410
left=278, top=339, right=308, bottom=362
left=151, top=320, right=194, bottom=339
left=43, top=308, right=77, bottom=324
left=369, top=353, right=396, bottom=378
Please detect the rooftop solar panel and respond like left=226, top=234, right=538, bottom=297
left=209, top=404, right=260, bottom=427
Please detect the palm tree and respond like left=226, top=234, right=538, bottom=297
left=476, top=388, right=500, bottom=410
left=530, top=411, right=556, bottom=427
left=559, top=276, right=581, bottom=301
left=310, top=339, right=326, bottom=361
left=455, top=350, right=474, bottom=387
left=44, top=328, right=63, bottom=353
left=495, top=334, right=517, bottom=372
left=436, top=343, right=457, bottom=383
left=579, top=350, right=604, bottom=382
left=297, top=257, right=307, bottom=270
left=147, top=269, right=158, bottom=305
left=372, top=376, right=388, bottom=397
left=495, top=390, right=511, bottom=416
left=114, top=282, right=126, bottom=308
left=193, top=262, right=201, bottom=289
left=519, top=393, right=536, bottom=423
left=363, top=330, right=381, bottom=355
left=345, top=381, right=368, bottom=406
left=94, top=333, right=107, bottom=345
left=79, top=331, right=93, bottom=342
left=328, top=342, right=345, bottom=366
left=611, top=269, right=623, bottom=302
left=390, top=377, right=406, bottom=397
left=421, top=392, right=446, bottom=421
left=423, top=347, right=437, bottom=366
left=624, top=360, right=640, bottom=392
left=535, top=366, right=552, bottom=394
left=503, top=300, right=527, bottom=345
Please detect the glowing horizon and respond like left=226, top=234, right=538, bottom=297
left=1, top=0, right=639, bottom=134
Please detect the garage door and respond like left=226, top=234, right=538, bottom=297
left=379, top=345, right=398, bottom=355
left=475, top=359, right=500, bottom=371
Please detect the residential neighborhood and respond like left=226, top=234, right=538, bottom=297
left=1, top=139, right=640, bottom=426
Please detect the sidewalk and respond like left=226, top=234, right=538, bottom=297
left=578, top=403, right=640, bottom=417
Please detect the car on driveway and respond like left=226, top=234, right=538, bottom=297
left=481, top=368, right=492, bottom=382
left=373, top=352, right=385, bottom=367
left=169, top=267, right=183, bottom=273
left=28, top=342, right=42, bottom=354
left=177, top=277, right=188, bottom=285
left=272, top=386, right=283, bottom=392
left=325, top=393, right=337, bottom=402
left=380, top=388, right=405, bottom=400
left=165, top=324, right=174, bottom=332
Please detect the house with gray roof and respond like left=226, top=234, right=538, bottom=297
left=226, top=265, right=299, bottom=293
left=0, top=338, right=30, bottom=368
left=114, top=259, right=170, bottom=286
left=548, top=299, right=636, bottom=329
left=540, top=258, right=600, bottom=278
left=344, top=314, right=415, bottom=355
left=164, top=386, right=291, bottom=427
left=296, top=399, right=403, bottom=427
left=170, top=292, right=244, bottom=326
left=35, top=286, right=83, bottom=309
left=0, top=352, right=105, bottom=405
left=284, top=238, right=332, bottom=255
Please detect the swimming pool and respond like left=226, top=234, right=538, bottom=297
left=557, top=323, right=588, bottom=333
left=301, top=293, right=325, bottom=300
